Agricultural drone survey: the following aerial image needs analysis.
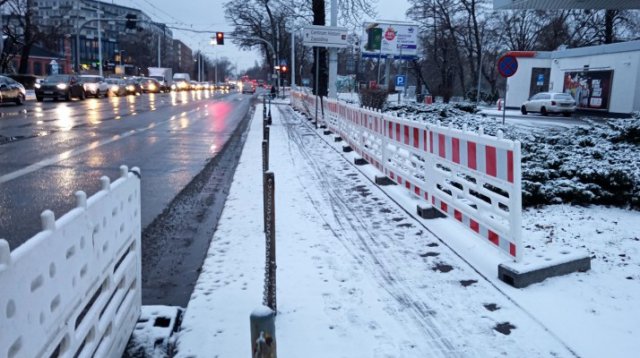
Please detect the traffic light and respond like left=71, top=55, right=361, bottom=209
left=215, top=32, right=224, bottom=45
left=281, top=65, right=287, bottom=73
left=125, top=14, right=137, bottom=30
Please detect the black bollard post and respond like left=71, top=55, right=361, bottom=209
left=262, top=140, right=269, bottom=172
left=250, top=307, right=277, bottom=358
left=263, top=171, right=276, bottom=312
left=263, top=125, right=270, bottom=142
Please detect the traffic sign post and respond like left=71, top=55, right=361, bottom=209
left=497, top=55, right=519, bottom=124
left=395, top=75, right=406, bottom=103
left=302, top=25, right=348, bottom=48
left=303, top=25, right=348, bottom=108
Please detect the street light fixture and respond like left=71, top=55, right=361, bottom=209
left=74, top=2, right=104, bottom=76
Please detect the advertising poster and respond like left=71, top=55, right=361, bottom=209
left=528, top=67, right=550, bottom=97
left=361, top=22, right=418, bottom=59
left=563, top=70, right=614, bottom=110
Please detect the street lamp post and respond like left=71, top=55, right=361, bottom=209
left=96, top=6, right=103, bottom=77
left=75, top=3, right=104, bottom=76
left=475, top=34, right=485, bottom=106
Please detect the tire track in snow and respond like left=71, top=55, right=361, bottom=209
left=277, top=104, right=579, bottom=358
left=278, top=106, right=471, bottom=357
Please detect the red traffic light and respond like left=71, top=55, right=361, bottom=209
left=215, top=32, right=224, bottom=45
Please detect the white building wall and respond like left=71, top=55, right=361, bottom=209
left=507, top=47, right=640, bottom=114
left=506, top=57, right=551, bottom=108
left=549, top=51, right=640, bottom=114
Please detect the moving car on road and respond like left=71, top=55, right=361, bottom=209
left=35, top=74, right=85, bottom=102
left=241, top=81, right=255, bottom=94
left=105, top=78, right=127, bottom=97
left=139, top=77, right=161, bottom=93
left=173, top=73, right=191, bottom=91
left=79, top=75, right=109, bottom=98
left=124, top=78, right=142, bottom=96
left=0, top=75, right=26, bottom=106
left=521, top=92, right=576, bottom=117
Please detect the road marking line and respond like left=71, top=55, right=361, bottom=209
left=0, top=107, right=205, bottom=185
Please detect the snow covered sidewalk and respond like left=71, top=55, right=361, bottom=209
left=174, top=101, right=638, bottom=357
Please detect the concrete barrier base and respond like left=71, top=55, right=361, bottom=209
left=334, top=136, right=343, bottom=142
left=374, top=176, right=396, bottom=186
left=342, top=146, right=352, bottom=153
left=498, top=252, right=591, bottom=288
left=417, top=205, right=446, bottom=219
left=354, top=158, right=368, bottom=166
left=323, top=130, right=332, bottom=135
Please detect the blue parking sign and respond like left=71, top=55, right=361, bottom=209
left=396, top=75, right=406, bottom=87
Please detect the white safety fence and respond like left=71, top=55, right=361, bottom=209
left=0, top=166, right=142, bottom=358
left=292, top=92, right=523, bottom=261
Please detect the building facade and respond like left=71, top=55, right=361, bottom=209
left=173, top=39, right=193, bottom=74
left=505, top=41, right=640, bottom=116
left=31, top=0, right=173, bottom=72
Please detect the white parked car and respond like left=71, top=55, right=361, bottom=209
left=521, top=92, right=576, bottom=117
left=79, top=75, right=110, bottom=98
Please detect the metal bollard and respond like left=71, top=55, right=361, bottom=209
left=263, top=125, right=270, bottom=142
left=263, top=171, right=276, bottom=312
left=262, top=141, right=269, bottom=233
left=262, top=140, right=269, bottom=173
left=250, top=306, right=277, bottom=358
left=267, top=98, right=272, bottom=125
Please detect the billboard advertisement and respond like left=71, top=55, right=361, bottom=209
left=361, top=22, right=418, bottom=59
left=563, top=70, right=614, bottom=111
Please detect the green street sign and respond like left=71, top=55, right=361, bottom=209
left=366, top=28, right=382, bottom=51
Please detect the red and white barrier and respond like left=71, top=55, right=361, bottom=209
left=0, top=166, right=142, bottom=358
left=292, top=92, right=523, bottom=261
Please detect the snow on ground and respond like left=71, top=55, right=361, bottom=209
left=173, top=100, right=640, bottom=357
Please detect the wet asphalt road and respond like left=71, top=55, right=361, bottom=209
left=0, top=91, right=252, bottom=255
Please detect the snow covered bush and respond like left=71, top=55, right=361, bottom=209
left=358, top=88, right=389, bottom=110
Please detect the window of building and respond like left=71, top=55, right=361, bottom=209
left=34, top=62, right=43, bottom=75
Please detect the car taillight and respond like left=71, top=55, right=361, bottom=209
left=551, top=101, right=556, bottom=106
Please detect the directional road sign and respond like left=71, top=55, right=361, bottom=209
left=497, top=55, right=518, bottom=78
left=303, top=25, right=348, bottom=48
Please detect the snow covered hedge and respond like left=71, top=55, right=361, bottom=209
left=385, top=102, right=640, bottom=209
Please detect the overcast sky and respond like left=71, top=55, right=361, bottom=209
left=111, top=0, right=410, bottom=73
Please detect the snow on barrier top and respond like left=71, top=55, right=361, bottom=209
left=0, top=166, right=142, bottom=358
left=292, top=92, right=523, bottom=261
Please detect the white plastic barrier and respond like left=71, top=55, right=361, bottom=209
left=292, top=92, right=523, bottom=261
left=0, top=166, right=142, bottom=358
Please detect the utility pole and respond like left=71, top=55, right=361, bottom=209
left=97, top=6, right=103, bottom=77
left=291, top=31, right=295, bottom=89
left=276, top=26, right=281, bottom=96
left=0, top=5, right=4, bottom=64
left=328, top=0, right=338, bottom=98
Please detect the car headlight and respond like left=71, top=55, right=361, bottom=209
left=86, top=83, right=97, bottom=90
left=149, top=84, right=156, bottom=90
left=126, top=85, right=134, bottom=91
left=57, top=83, right=68, bottom=90
left=171, top=84, right=176, bottom=89
left=35, top=83, right=41, bottom=89
left=111, top=85, right=119, bottom=91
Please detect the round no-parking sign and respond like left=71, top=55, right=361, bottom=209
left=497, top=55, right=518, bottom=78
